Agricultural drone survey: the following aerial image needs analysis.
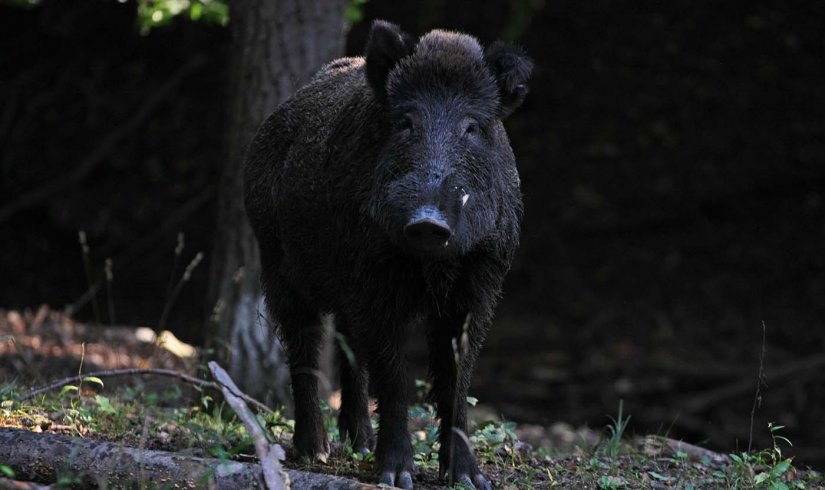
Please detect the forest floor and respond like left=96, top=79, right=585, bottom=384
left=1, top=307, right=823, bottom=489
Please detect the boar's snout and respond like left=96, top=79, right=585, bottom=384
left=404, top=206, right=452, bottom=251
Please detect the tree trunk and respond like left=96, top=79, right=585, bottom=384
left=207, top=0, right=348, bottom=404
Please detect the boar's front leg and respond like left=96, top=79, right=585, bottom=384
left=428, top=309, right=493, bottom=490
left=367, top=328, right=414, bottom=489
left=334, top=317, right=374, bottom=455
left=264, top=275, right=329, bottom=461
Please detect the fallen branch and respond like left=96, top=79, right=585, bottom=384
left=0, top=429, right=376, bottom=490
left=16, top=367, right=272, bottom=415
left=0, top=54, right=206, bottom=224
left=0, top=478, right=54, bottom=490
left=208, top=361, right=288, bottom=489
left=640, top=435, right=729, bottom=466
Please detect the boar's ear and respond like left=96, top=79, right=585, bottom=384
left=365, top=20, right=415, bottom=103
left=485, top=41, right=533, bottom=119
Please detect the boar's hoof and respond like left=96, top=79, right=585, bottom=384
left=464, top=473, right=493, bottom=490
left=379, top=470, right=413, bottom=490
left=439, top=444, right=493, bottom=490
left=338, top=412, right=375, bottom=455
left=376, top=438, right=415, bottom=489
left=292, top=426, right=330, bottom=463
left=440, top=469, right=493, bottom=490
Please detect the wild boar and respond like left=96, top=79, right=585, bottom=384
left=244, top=19, right=532, bottom=489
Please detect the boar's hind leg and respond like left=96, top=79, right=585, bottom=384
left=428, top=312, right=493, bottom=490
left=266, top=279, right=328, bottom=461
left=367, top=332, right=414, bottom=490
left=335, top=318, right=374, bottom=454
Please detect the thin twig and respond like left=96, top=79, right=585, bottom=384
left=63, top=188, right=215, bottom=317
left=157, top=251, right=204, bottom=332
left=17, top=368, right=212, bottom=402
left=165, top=233, right=185, bottom=305
left=105, top=258, right=116, bottom=326
left=16, top=367, right=273, bottom=415
left=748, top=321, right=767, bottom=453
left=78, top=231, right=101, bottom=326
left=115, top=187, right=215, bottom=268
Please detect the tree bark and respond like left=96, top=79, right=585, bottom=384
left=0, top=428, right=377, bottom=490
left=207, top=0, right=348, bottom=404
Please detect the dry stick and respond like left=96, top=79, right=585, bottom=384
left=208, top=361, right=288, bottom=490
left=0, top=54, right=207, bottom=224
left=78, top=231, right=101, bottom=326
left=115, top=187, right=215, bottom=268
left=15, top=367, right=273, bottom=415
left=165, top=233, right=185, bottom=306
left=63, top=188, right=214, bottom=318
left=157, top=251, right=204, bottom=333
left=104, top=258, right=116, bottom=326
left=640, top=435, right=729, bottom=465
left=748, top=321, right=768, bottom=453
left=76, top=343, right=86, bottom=397
left=62, top=281, right=102, bottom=319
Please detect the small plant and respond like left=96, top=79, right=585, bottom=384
left=728, top=423, right=797, bottom=489
left=598, top=474, right=627, bottom=489
left=599, top=400, right=630, bottom=458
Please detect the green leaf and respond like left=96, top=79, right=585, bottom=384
left=189, top=2, right=203, bottom=20
left=770, top=459, right=792, bottom=478
left=0, top=465, right=14, bottom=478
left=344, top=0, right=368, bottom=26
left=59, top=385, right=79, bottom=396
left=82, top=376, right=104, bottom=388
left=95, top=395, right=117, bottom=414
left=755, top=472, right=771, bottom=485
left=648, top=471, right=671, bottom=482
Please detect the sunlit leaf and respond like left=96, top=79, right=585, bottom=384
left=82, top=376, right=104, bottom=388
left=59, top=385, right=79, bottom=396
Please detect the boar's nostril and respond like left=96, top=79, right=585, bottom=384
left=404, top=217, right=452, bottom=251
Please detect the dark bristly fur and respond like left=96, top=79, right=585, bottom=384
left=244, top=20, right=532, bottom=490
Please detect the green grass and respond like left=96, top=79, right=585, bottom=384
left=1, top=379, right=823, bottom=489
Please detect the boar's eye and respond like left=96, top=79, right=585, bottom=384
left=461, top=118, right=480, bottom=139
left=396, top=113, right=414, bottom=135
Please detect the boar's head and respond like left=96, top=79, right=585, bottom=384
left=364, top=20, right=532, bottom=257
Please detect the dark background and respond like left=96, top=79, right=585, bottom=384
left=2, top=0, right=823, bottom=468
